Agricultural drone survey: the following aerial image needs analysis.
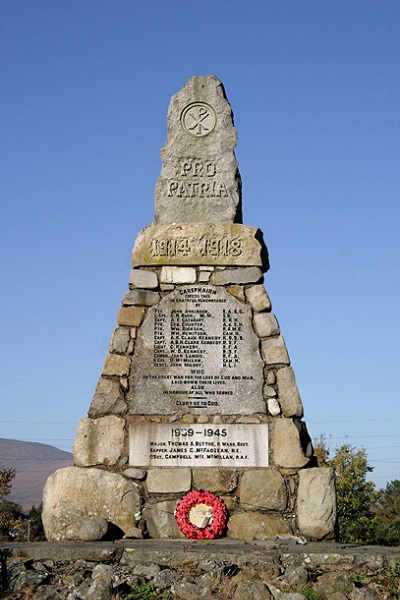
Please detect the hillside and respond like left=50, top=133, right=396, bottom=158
left=0, top=438, right=73, bottom=509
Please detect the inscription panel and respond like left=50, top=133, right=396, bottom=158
left=129, top=423, right=269, bottom=467
left=131, top=223, right=267, bottom=267
left=129, top=286, right=264, bottom=415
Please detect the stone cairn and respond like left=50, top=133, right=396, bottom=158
left=42, top=76, right=336, bottom=542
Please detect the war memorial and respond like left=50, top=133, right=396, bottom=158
left=42, top=76, right=337, bottom=542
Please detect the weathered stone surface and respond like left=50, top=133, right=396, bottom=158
left=267, top=397, right=281, bottom=416
left=129, top=286, right=265, bottom=415
left=173, top=579, right=210, bottom=599
left=109, top=327, right=130, bottom=353
left=240, top=469, right=287, bottom=511
left=313, top=571, right=354, bottom=595
left=132, top=223, right=268, bottom=268
left=280, top=566, right=309, bottom=589
left=198, top=271, right=211, bottom=282
left=276, top=367, right=303, bottom=418
left=122, top=289, right=160, bottom=306
left=227, top=512, right=292, bottom=540
left=117, top=307, right=146, bottom=327
left=265, top=584, right=306, bottom=600
left=77, top=517, right=109, bottom=541
left=88, top=378, right=127, bottom=417
left=227, top=284, right=245, bottom=301
left=253, top=312, right=280, bottom=338
left=102, top=353, right=130, bottom=377
left=192, top=468, right=237, bottom=493
left=86, top=564, right=113, bottom=600
left=160, top=266, right=196, bottom=284
left=146, top=468, right=191, bottom=493
left=153, top=569, right=181, bottom=589
left=73, top=416, right=125, bottom=467
left=210, top=266, right=263, bottom=285
left=297, top=468, right=336, bottom=539
left=261, top=336, right=290, bottom=365
left=270, top=418, right=309, bottom=468
left=233, top=579, right=270, bottom=600
left=263, top=385, right=276, bottom=398
left=42, top=466, right=141, bottom=541
left=129, top=268, right=158, bottom=289
left=155, top=76, right=242, bottom=224
left=246, top=284, right=271, bottom=312
left=124, top=467, right=146, bottom=480
left=143, top=500, right=185, bottom=539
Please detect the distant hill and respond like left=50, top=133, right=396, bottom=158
left=0, top=438, right=73, bottom=510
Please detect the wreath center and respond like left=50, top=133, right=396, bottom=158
left=174, top=490, right=228, bottom=539
left=188, top=503, right=214, bottom=528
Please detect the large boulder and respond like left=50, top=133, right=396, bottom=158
left=297, top=467, right=337, bottom=539
left=42, top=466, right=142, bottom=541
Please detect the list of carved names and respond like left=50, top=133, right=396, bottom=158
left=130, top=286, right=264, bottom=415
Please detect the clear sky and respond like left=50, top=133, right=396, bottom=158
left=1, top=1, right=399, bottom=490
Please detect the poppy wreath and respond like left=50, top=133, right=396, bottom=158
left=174, top=490, right=229, bottom=539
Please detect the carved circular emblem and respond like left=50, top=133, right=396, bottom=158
left=181, top=102, right=217, bottom=137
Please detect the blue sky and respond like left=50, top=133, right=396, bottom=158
left=1, top=1, right=399, bottom=489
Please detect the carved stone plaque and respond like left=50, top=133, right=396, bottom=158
left=128, top=285, right=264, bottom=415
left=131, top=223, right=268, bottom=268
left=129, top=423, right=269, bottom=467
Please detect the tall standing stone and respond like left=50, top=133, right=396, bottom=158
left=42, top=76, right=336, bottom=543
left=155, top=76, right=242, bottom=223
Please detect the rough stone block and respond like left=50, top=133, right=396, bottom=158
left=160, top=266, right=196, bottom=284
left=210, top=266, right=262, bottom=285
left=297, top=468, right=337, bottom=540
left=261, top=336, right=290, bottom=365
left=270, top=418, right=310, bottom=468
left=276, top=366, right=303, bottom=418
left=102, top=353, right=131, bottom=377
left=198, top=271, right=211, bottom=282
left=240, top=469, right=287, bottom=511
left=143, top=500, right=185, bottom=539
left=129, top=269, right=158, bottom=289
left=109, top=327, right=130, bottom=354
left=192, top=468, right=237, bottom=493
left=88, top=378, right=127, bottom=417
left=227, top=512, right=292, bottom=540
left=122, top=289, right=160, bottom=306
left=146, top=468, right=191, bottom=493
left=226, top=285, right=245, bottom=301
left=117, top=307, right=146, bottom=327
left=124, top=468, right=146, bottom=480
left=233, top=580, right=271, bottom=600
left=253, top=312, right=280, bottom=338
left=263, top=385, right=276, bottom=398
left=42, top=466, right=141, bottom=541
left=267, top=398, right=281, bottom=416
left=73, top=415, right=125, bottom=467
left=246, top=285, right=271, bottom=312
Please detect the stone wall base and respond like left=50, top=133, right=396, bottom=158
left=2, top=541, right=399, bottom=598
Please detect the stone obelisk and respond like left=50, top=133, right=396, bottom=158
left=42, top=76, right=336, bottom=542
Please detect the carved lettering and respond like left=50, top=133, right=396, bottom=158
left=129, top=286, right=265, bottom=415
left=150, top=235, right=243, bottom=259
left=129, top=423, right=269, bottom=467
left=166, top=179, right=228, bottom=199
left=180, top=159, right=217, bottom=177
